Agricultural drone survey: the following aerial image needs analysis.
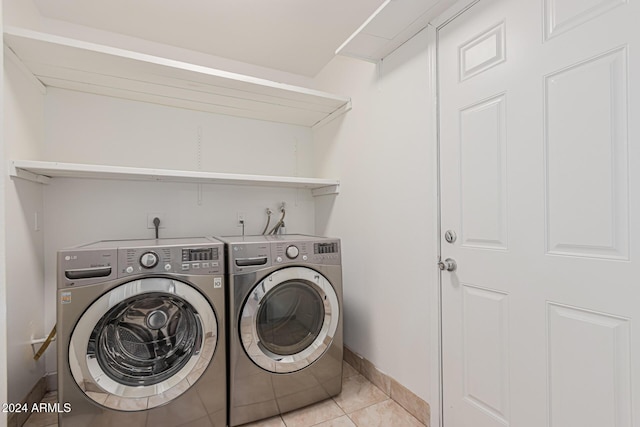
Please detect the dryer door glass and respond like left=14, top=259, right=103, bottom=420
left=256, top=281, right=325, bottom=356
left=241, top=266, right=339, bottom=373
left=69, top=277, right=217, bottom=410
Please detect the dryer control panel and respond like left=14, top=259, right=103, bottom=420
left=272, top=239, right=341, bottom=266
left=222, top=235, right=341, bottom=274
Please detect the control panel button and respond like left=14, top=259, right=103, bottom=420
left=140, top=252, right=159, bottom=269
left=164, top=264, right=172, bottom=271
left=192, top=263, right=200, bottom=269
left=276, top=256, right=283, bottom=263
left=181, top=263, right=189, bottom=271
left=302, top=255, right=308, bottom=261
left=125, top=266, right=134, bottom=274
left=286, top=245, right=299, bottom=259
left=202, top=262, right=210, bottom=268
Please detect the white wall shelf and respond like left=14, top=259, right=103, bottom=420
left=3, top=27, right=351, bottom=128
left=10, top=160, right=340, bottom=196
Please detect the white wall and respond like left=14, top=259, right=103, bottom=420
left=313, top=29, right=437, bottom=402
left=42, top=89, right=314, bottom=176
left=3, top=43, right=46, bottom=402
left=41, top=88, right=317, bottom=374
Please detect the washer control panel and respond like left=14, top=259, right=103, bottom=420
left=119, top=244, right=223, bottom=277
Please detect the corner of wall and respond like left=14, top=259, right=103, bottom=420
left=344, top=346, right=431, bottom=426
left=4, top=24, right=48, bottom=404
left=310, top=26, right=436, bottom=405
left=0, top=3, right=9, bottom=424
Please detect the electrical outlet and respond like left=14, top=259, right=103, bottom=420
left=147, top=213, right=166, bottom=229
left=237, top=212, right=246, bottom=227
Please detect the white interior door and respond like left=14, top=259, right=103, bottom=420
left=439, top=0, right=640, bottom=426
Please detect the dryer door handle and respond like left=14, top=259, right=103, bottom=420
left=235, top=257, right=268, bottom=267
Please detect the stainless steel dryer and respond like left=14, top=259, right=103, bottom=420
left=57, top=237, right=226, bottom=427
left=220, top=234, right=343, bottom=426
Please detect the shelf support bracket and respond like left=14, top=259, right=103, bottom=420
left=311, top=184, right=340, bottom=197
left=4, top=45, right=47, bottom=95
left=9, top=162, right=52, bottom=184
left=312, top=100, right=352, bottom=130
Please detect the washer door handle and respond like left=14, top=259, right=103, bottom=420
left=65, top=266, right=112, bottom=280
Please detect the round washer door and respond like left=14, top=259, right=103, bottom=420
left=240, top=266, right=339, bottom=373
left=68, top=277, right=217, bottom=410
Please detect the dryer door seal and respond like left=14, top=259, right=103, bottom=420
left=240, top=266, right=339, bottom=373
left=68, top=277, right=217, bottom=410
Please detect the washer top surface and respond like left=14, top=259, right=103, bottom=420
left=74, top=236, right=222, bottom=250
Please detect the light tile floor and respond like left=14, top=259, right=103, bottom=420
left=23, top=391, right=58, bottom=427
left=24, top=361, right=425, bottom=427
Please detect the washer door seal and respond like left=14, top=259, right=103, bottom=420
left=68, top=277, right=217, bottom=410
left=240, top=266, right=339, bottom=373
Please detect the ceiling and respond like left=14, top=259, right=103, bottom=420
left=32, top=0, right=387, bottom=77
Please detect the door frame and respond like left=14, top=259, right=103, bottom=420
left=426, top=1, right=484, bottom=426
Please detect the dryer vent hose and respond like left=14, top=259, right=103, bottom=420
left=33, top=325, right=56, bottom=361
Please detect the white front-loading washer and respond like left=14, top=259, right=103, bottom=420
left=57, top=237, right=226, bottom=427
left=219, top=234, right=343, bottom=427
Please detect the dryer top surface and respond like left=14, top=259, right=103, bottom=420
left=218, top=234, right=334, bottom=244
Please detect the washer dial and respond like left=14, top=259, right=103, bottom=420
left=140, top=251, right=159, bottom=269
left=286, top=245, right=299, bottom=259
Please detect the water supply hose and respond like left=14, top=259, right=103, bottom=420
left=33, top=325, right=56, bottom=361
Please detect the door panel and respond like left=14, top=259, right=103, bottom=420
left=458, top=21, right=506, bottom=81
left=439, top=0, right=639, bottom=426
left=461, top=285, right=509, bottom=424
left=544, top=47, right=629, bottom=259
left=547, top=303, right=631, bottom=427
left=544, top=0, right=626, bottom=40
left=459, top=94, right=507, bottom=250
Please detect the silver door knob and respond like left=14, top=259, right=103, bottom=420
left=438, top=258, right=457, bottom=272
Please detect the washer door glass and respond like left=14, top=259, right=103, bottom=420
left=92, top=292, right=201, bottom=387
left=69, top=278, right=217, bottom=410
left=241, top=267, right=339, bottom=373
